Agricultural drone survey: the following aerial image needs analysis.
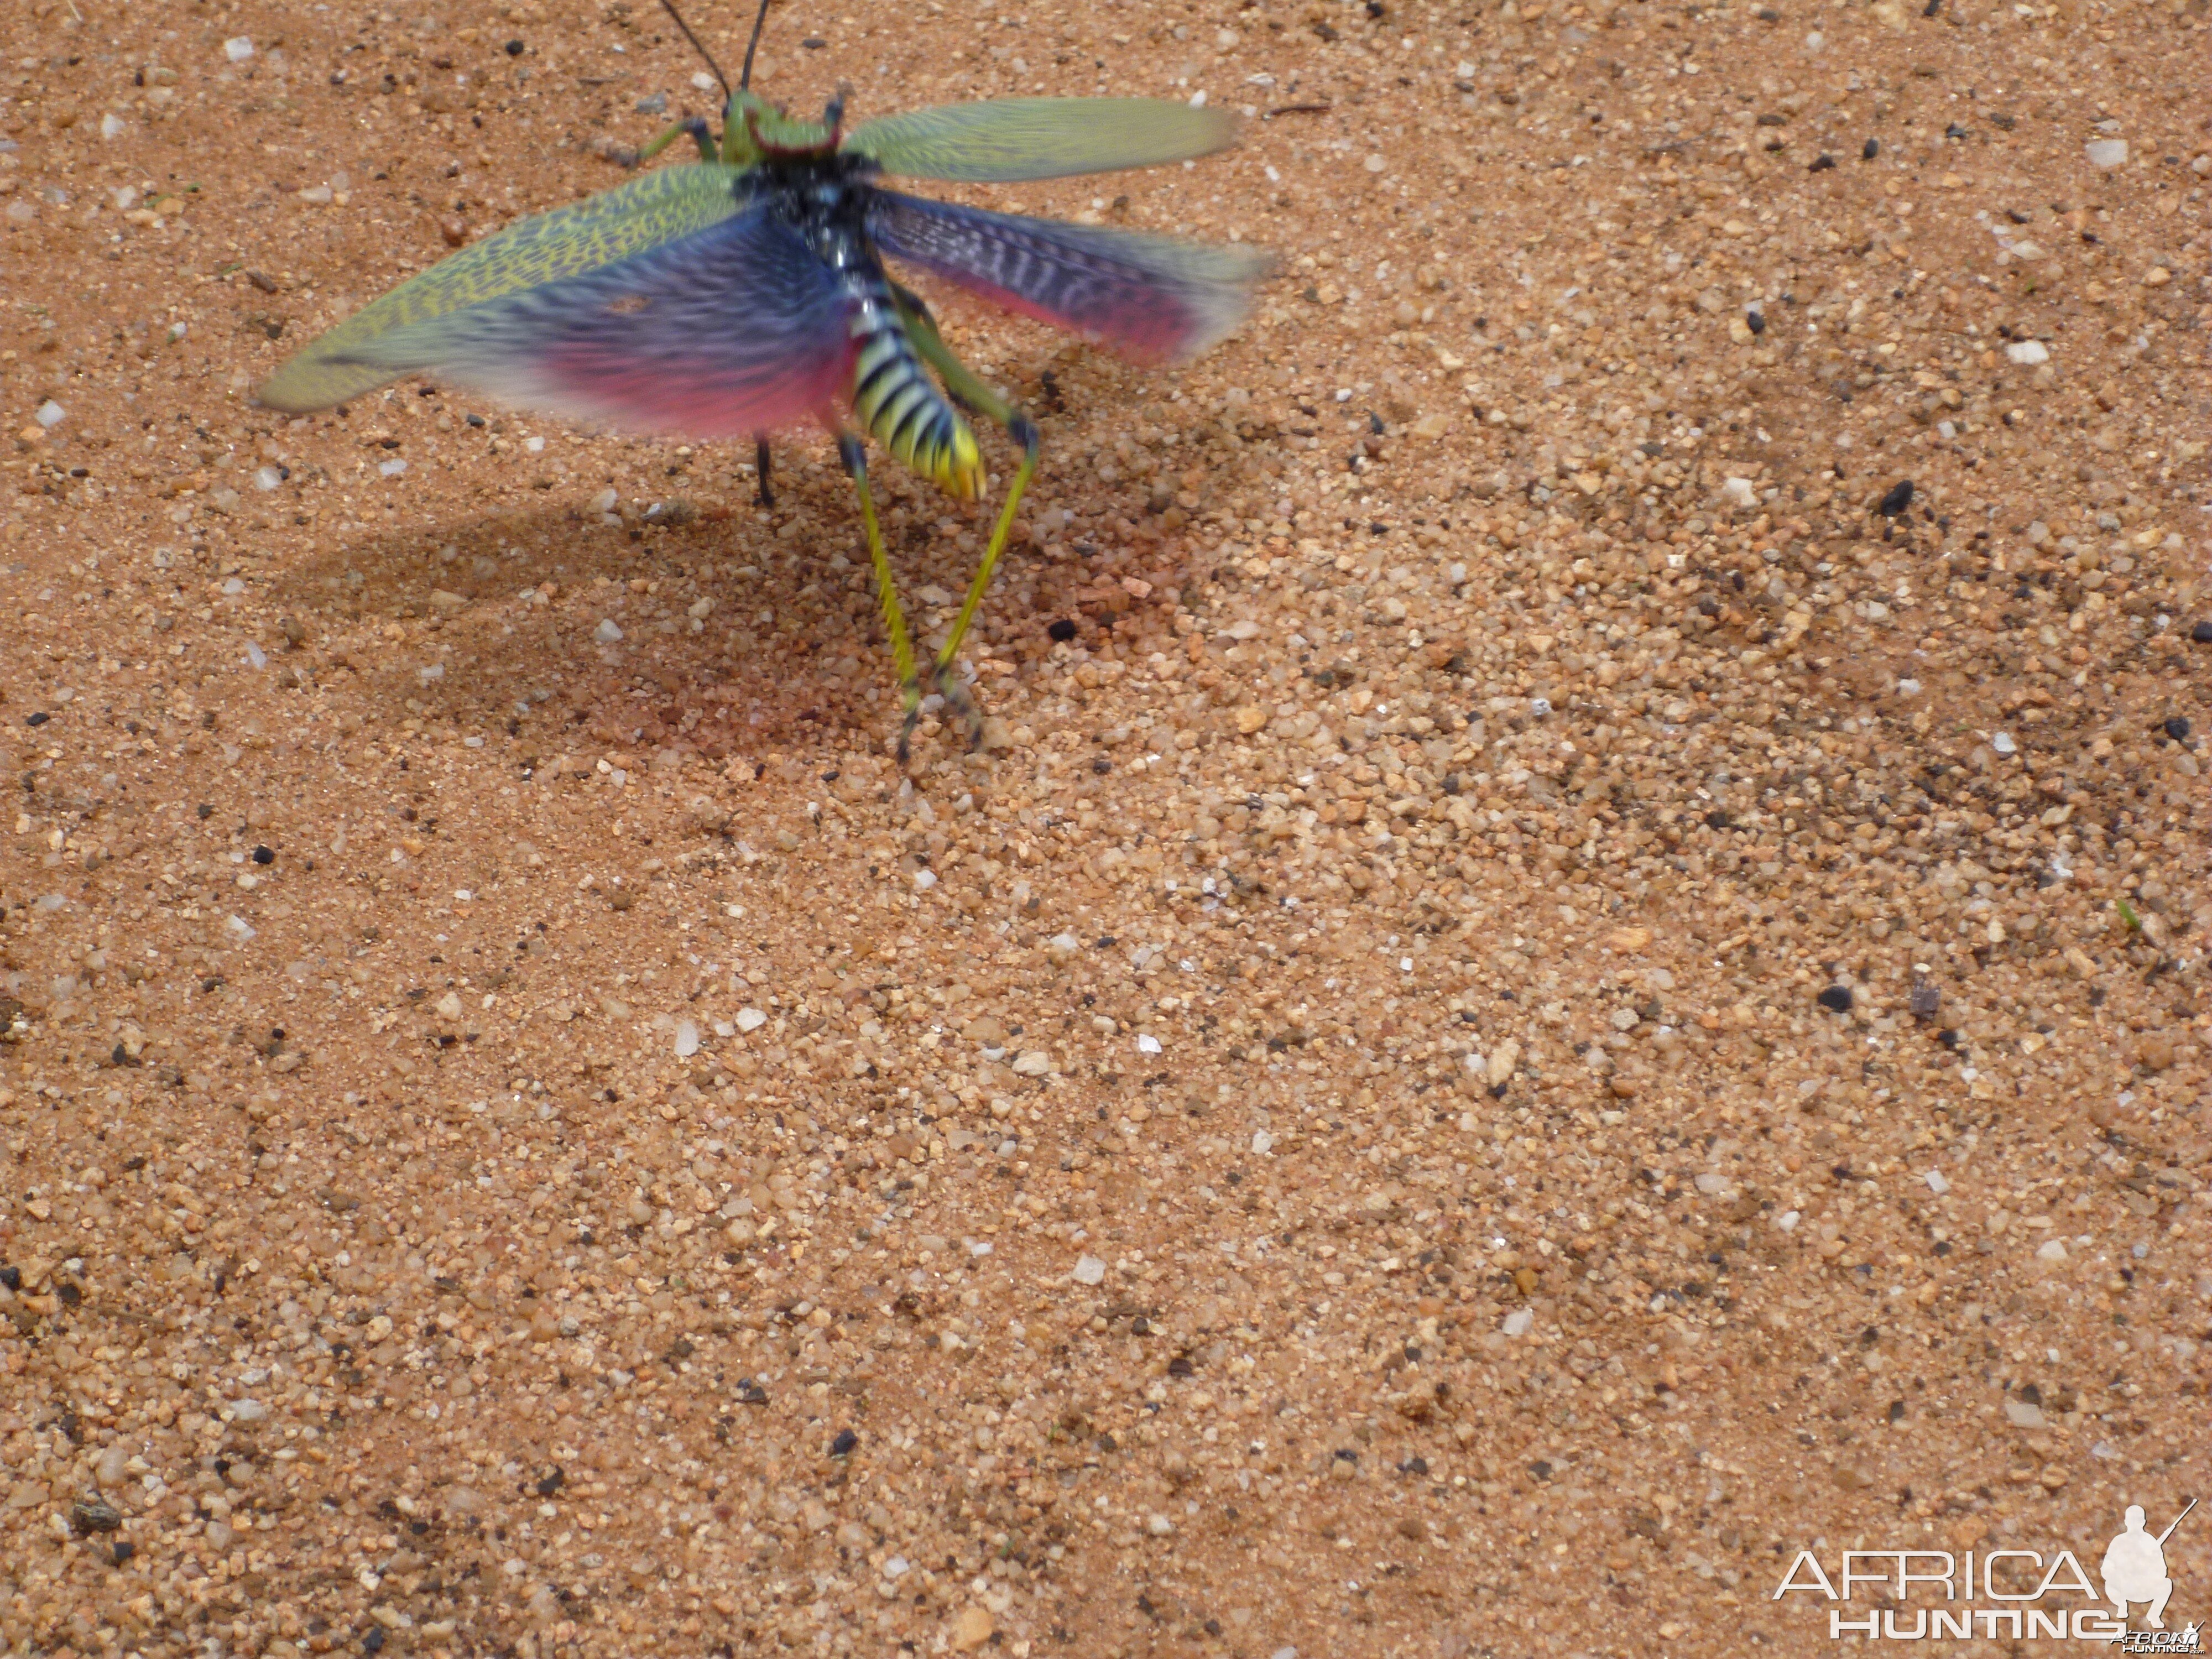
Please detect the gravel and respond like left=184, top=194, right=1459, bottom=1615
left=0, top=0, right=2206, bottom=1653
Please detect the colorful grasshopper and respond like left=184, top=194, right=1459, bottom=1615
left=261, top=0, right=1269, bottom=756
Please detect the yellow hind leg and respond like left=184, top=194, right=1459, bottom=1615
left=835, top=431, right=930, bottom=764
left=892, top=289, right=1042, bottom=753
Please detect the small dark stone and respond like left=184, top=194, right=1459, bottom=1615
left=196, top=804, right=215, bottom=819
left=73, top=1496, right=122, bottom=1533
left=735, top=1379, right=769, bottom=1406
left=0, top=1266, right=19, bottom=1291
left=1863, top=138, right=1880, bottom=160
left=1809, top=153, right=1837, bottom=172
left=1876, top=480, right=1915, bottom=517
left=251, top=845, right=275, bottom=865
left=364, top=1628, right=386, bottom=1655
left=25, top=711, right=49, bottom=727
left=504, top=38, right=525, bottom=55
left=1746, top=309, right=1766, bottom=335
left=1817, top=984, right=1855, bottom=1014
left=1167, top=1355, right=1196, bottom=1378
left=1909, top=982, right=1941, bottom=1020
left=113, top=1540, right=134, bottom=1566
left=1046, top=618, right=1078, bottom=643
left=534, top=1467, right=565, bottom=1498
left=2192, top=620, right=2212, bottom=645
left=2163, top=717, right=2190, bottom=742
left=1944, top=121, right=1968, bottom=138
left=801, top=35, right=828, bottom=47
left=829, top=1428, right=858, bottom=1457
left=1401, top=1455, right=1430, bottom=1475
left=465, top=412, right=486, bottom=428
left=1530, top=1459, right=1554, bottom=1481
left=1333, top=1447, right=1358, bottom=1464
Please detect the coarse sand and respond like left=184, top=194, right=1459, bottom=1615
left=1, top=0, right=2208, bottom=1654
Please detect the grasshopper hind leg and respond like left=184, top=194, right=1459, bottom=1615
left=834, top=431, right=930, bottom=765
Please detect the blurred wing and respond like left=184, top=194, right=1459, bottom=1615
left=868, top=192, right=1270, bottom=362
left=843, top=98, right=1238, bottom=183
left=259, top=164, right=755, bottom=413
left=263, top=206, right=855, bottom=441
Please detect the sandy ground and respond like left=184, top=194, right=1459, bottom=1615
left=2, top=0, right=2209, bottom=1653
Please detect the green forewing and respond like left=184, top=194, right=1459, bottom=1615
left=259, top=163, right=750, bottom=413
left=842, top=98, right=1238, bottom=183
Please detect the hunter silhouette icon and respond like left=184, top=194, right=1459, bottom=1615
left=2103, top=1500, right=2195, bottom=1629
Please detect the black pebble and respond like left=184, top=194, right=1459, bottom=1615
left=465, top=412, right=486, bottom=428
left=2193, top=621, right=2212, bottom=644
left=196, top=803, right=215, bottom=819
left=364, top=1628, right=385, bottom=1655
left=0, top=1266, right=19, bottom=1291
left=1876, top=479, right=1914, bottom=517
left=504, top=38, right=525, bottom=55
left=25, top=711, right=49, bottom=727
left=829, top=1428, right=858, bottom=1457
left=1863, top=138, right=1880, bottom=160
left=113, top=1541, right=134, bottom=1566
left=252, top=845, right=275, bottom=865
left=1908, top=982, right=1941, bottom=1020
left=1746, top=309, right=1766, bottom=335
left=1817, top=985, right=1854, bottom=1014
left=801, top=35, right=828, bottom=47
left=1047, top=618, right=1078, bottom=643
left=1809, top=154, right=1837, bottom=172
left=2164, top=717, right=2191, bottom=742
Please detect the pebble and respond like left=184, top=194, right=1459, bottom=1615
left=1991, top=731, right=2017, bottom=756
left=34, top=400, right=64, bottom=429
left=223, top=35, right=254, bottom=61
left=595, top=618, right=624, bottom=643
left=6, top=7, right=2206, bottom=1656
left=2006, top=340, right=2051, bottom=366
left=2084, top=138, right=2129, bottom=168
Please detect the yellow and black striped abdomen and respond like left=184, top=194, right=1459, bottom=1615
left=847, top=293, right=982, bottom=499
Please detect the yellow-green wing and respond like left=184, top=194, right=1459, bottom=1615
left=259, top=163, right=752, bottom=413
left=842, top=98, right=1238, bottom=184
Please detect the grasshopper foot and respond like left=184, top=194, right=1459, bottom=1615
left=894, top=664, right=983, bottom=764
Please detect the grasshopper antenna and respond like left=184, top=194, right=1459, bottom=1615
left=738, top=0, right=774, bottom=91
left=658, top=0, right=732, bottom=101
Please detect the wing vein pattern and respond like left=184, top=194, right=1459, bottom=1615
left=867, top=192, right=1270, bottom=363
left=843, top=98, right=1238, bottom=183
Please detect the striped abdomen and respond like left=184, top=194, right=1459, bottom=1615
left=843, top=277, right=982, bottom=499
